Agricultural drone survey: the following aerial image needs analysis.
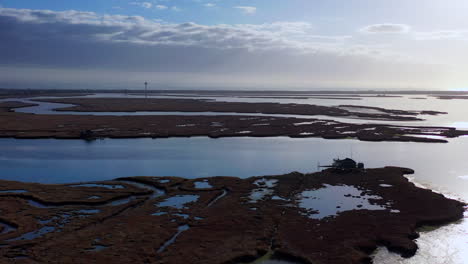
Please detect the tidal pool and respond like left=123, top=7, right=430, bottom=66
left=297, top=184, right=389, bottom=219
left=156, top=195, right=200, bottom=209
left=194, top=180, right=213, bottom=189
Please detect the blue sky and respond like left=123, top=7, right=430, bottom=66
left=1, top=0, right=468, bottom=89
left=4, top=0, right=467, bottom=30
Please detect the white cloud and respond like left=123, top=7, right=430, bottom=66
left=0, top=7, right=462, bottom=89
left=234, top=6, right=257, bottom=15
left=360, top=23, right=411, bottom=34
left=204, top=3, right=216, bottom=8
left=156, top=5, right=168, bottom=10
left=414, top=30, right=468, bottom=40
left=0, top=8, right=418, bottom=56
left=130, top=2, right=153, bottom=9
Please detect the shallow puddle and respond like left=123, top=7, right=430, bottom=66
left=28, top=200, right=52, bottom=209
left=73, top=209, right=100, bottom=214
left=296, top=184, right=388, bottom=219
left=7, top=226, right=56, bottom=241
left=194, top=180, right=213, bottom=189
left=249, top=189, right=274, bottom=202
left=156, top=225, right=190, bottom=253
left=87, top=244, right=108, bottom=252
left=152, top=212, right=168, bottom=216
left=118, top=180, right=166, bottom=200
left=69, top=183, right=124, bottom=189
left=249, top=178, right=278, bottom=203
left=173, top=213, right=190, bottom=219
left=0, top=190, right=28, bottom=194
left=379, top=184, right=393, bottom=188
left=0, top=222, right=17, bottom=235
left=86, top=238, right=109, bottom=252
left=156, top=195, right=199, bottom=209
left=158, top=179, right=171, bottom=184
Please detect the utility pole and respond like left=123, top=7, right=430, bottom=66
left=144, top=81, right=148, bottom=99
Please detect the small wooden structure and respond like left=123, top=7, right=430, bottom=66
left=320, top=158, right=364, bottom=170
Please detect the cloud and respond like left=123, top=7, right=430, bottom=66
left=156, top=5, right=168, bottom=10
left=234, top=6, right=257, bottom=15
left=130, top=2, right=153, bottom=9
left=0, top=8, right=346, bottom=53
left=360, top=23, right=411, bottom=34
left=414, top=30, right=468, bottom=40
left=204, top=3, right=216, bottom=8
left=0, top=7, right=457, bottom=89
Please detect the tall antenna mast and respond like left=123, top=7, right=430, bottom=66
left=144, top=81, right=148, bottom=99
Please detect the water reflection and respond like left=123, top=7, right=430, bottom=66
left=0, top=137, right=467, bottom=203
left=297, top=184, right=389, bottom=219
left=156, top=195, right=200, bottom=209
left=3, top=94, right=468, bottom=128
left=372, top=211, right=468, bottom=264
left=194, top=180, right=212, bottom=189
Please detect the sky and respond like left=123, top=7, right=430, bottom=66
left=1, top=0, right=468, bottom=90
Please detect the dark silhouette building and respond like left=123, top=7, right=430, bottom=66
left=321, top=158, right=365, bottom=170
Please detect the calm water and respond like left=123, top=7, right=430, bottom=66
left=3, top=94, right=468, bottom=128
left=1, top=93, right=467, bottom=263
left=0, top=137, right=467, bottom=201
